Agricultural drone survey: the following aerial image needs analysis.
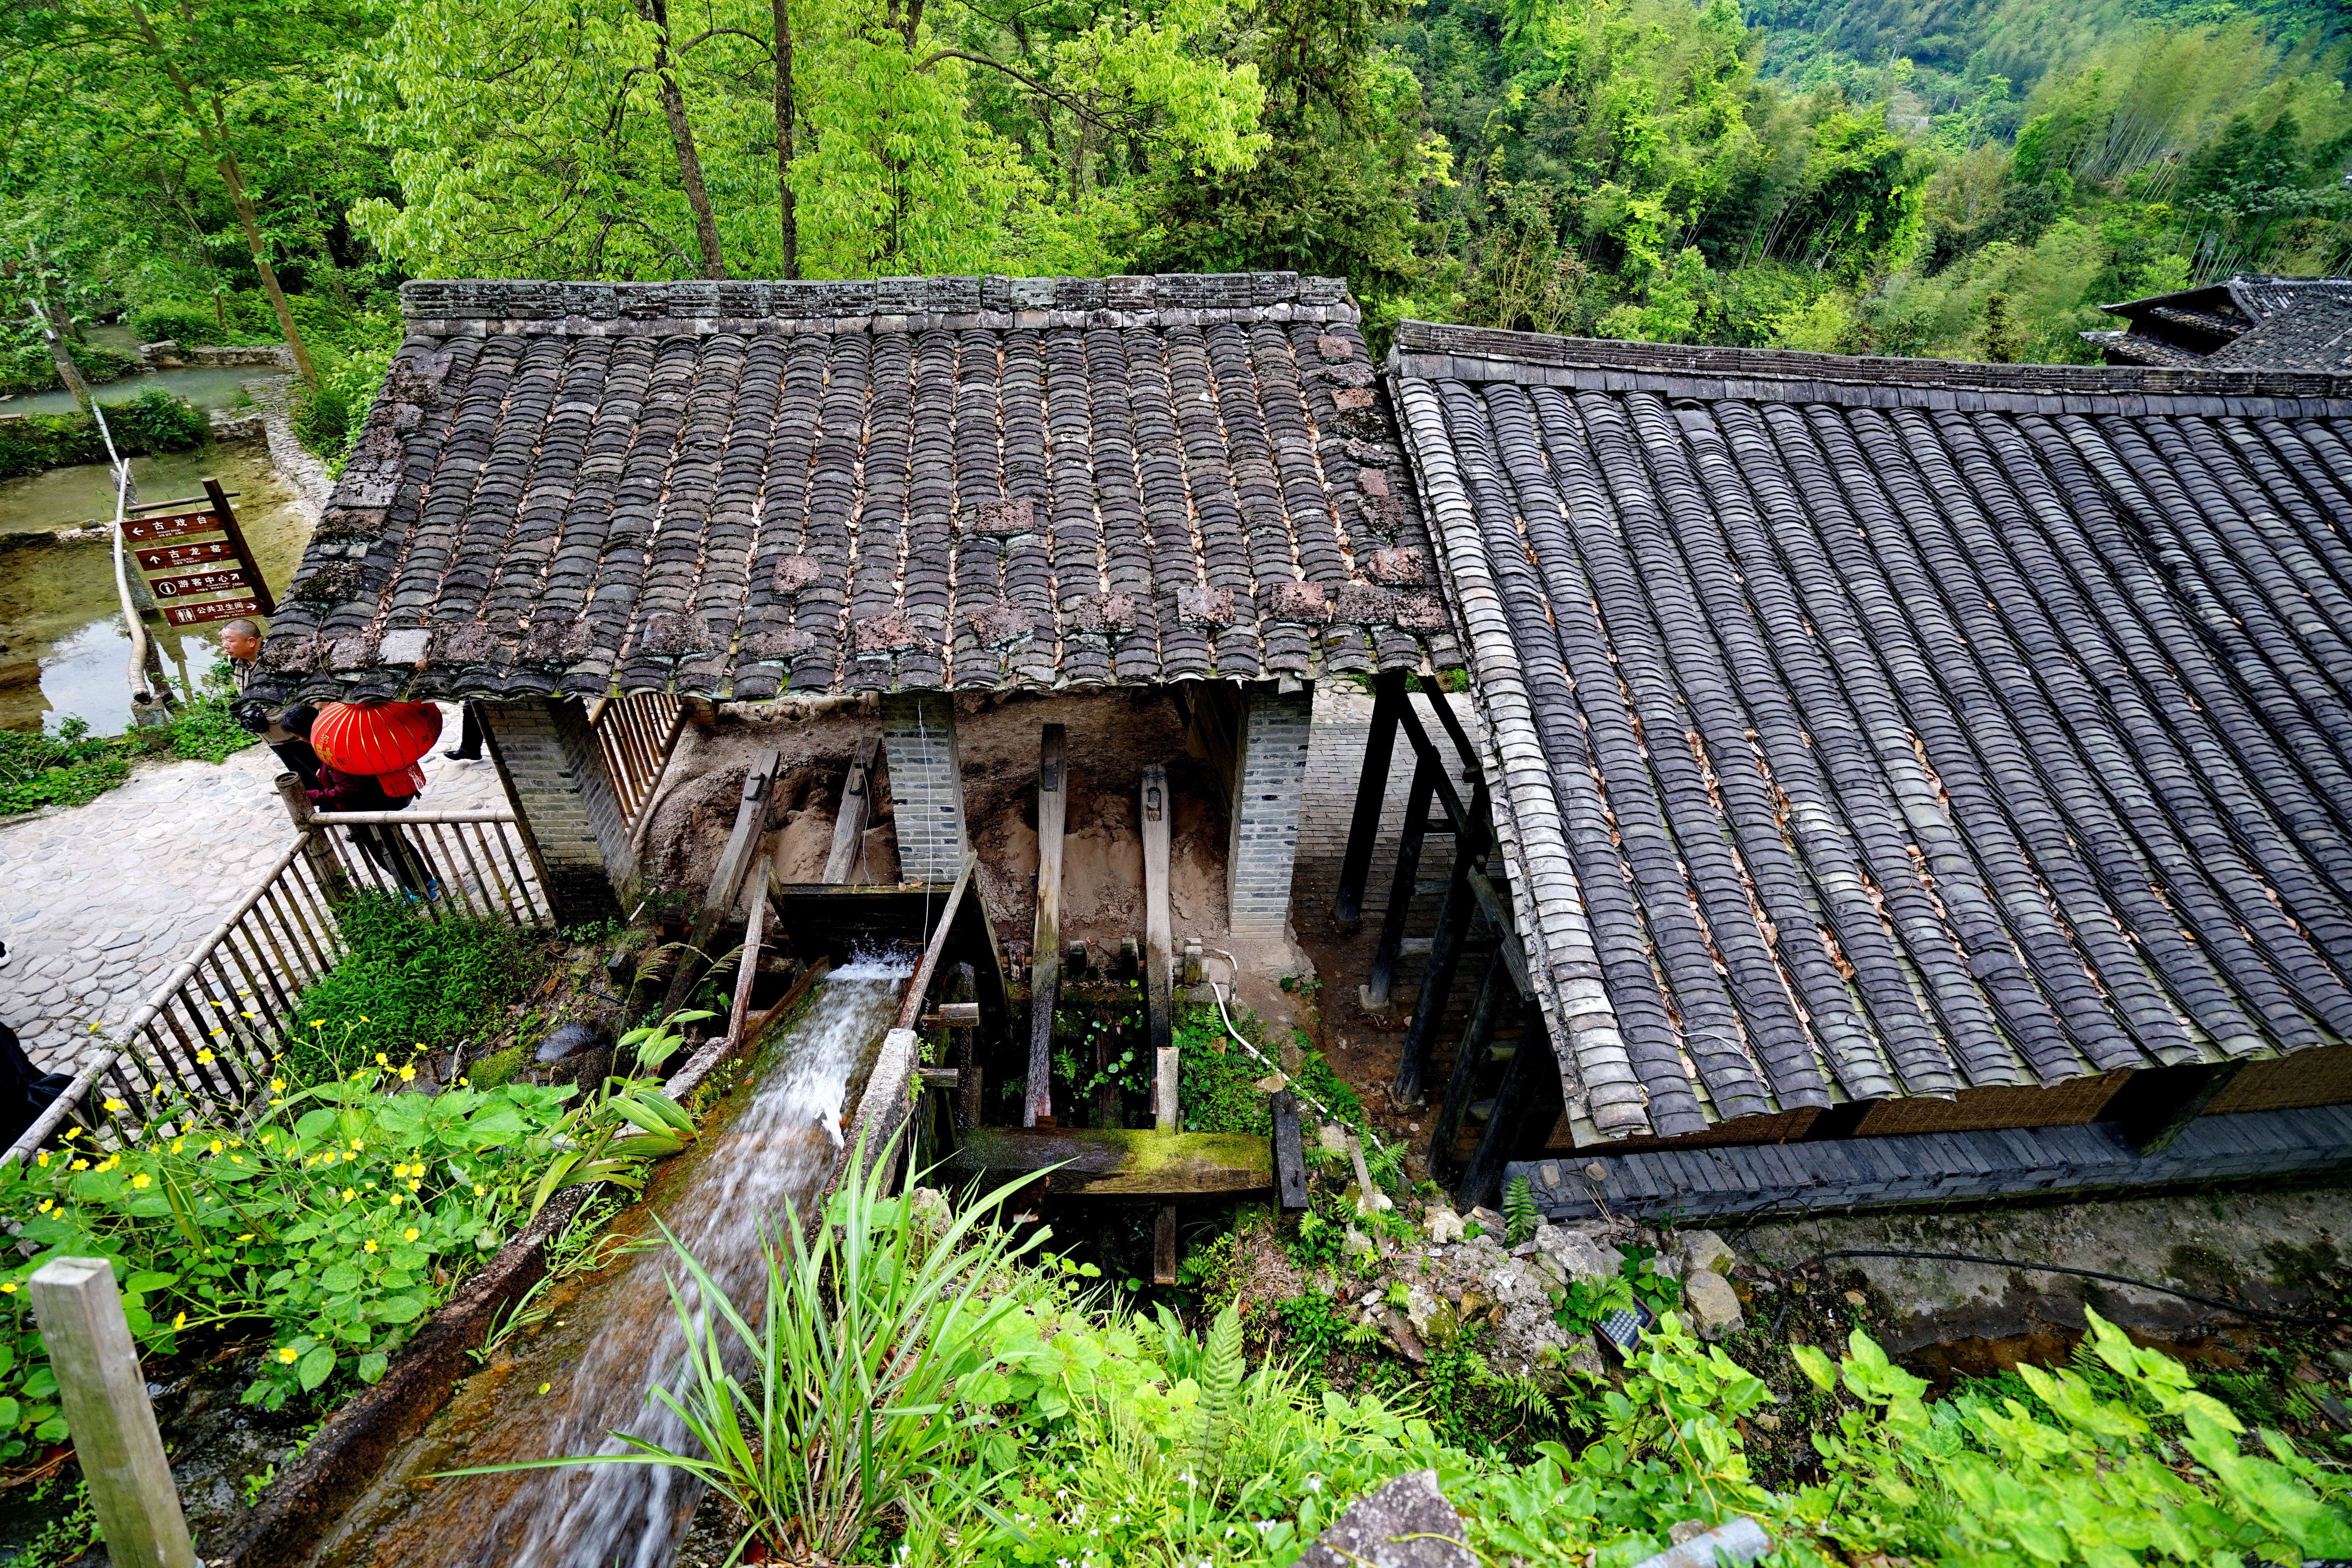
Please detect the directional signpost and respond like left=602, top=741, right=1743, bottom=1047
left=119, top=477, right=274, bottom=626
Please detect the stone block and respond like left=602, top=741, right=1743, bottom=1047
left=1295, top=1470, right=1475, bottom=1568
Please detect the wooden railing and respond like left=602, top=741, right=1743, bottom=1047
left=591, top=694, right=689, bottom=830
left=4, top=811, right=548, bottom=1165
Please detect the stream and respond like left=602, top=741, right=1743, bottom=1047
left=0, top=440, right=310, bottom=734
left=310, top=956, right=914, bottom=1568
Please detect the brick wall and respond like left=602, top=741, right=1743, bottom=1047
left=1228, top=683, right=1315, bottom=936
left=880, top=692, right=967, bottom=881
left=481, top=697, right=630, bottom=925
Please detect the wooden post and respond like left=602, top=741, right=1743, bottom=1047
left=274, top=773, right=352, bottom=906
left=1454, top=1000, right=1547, bottom=1212
left=1026, top=726, right=1067, bottom=1128
left=1272, top=1090, right=1309, bottom=1213
left=1363, top=759, right=1434, bottom=1012
left=1429, top=951, right=1505, bottom=1181
left=822, top=733, right=880, bottom=884
left=1154, top=1044, right=1181, bottom=1278
left=1140, top=764, right=1174, bottom=1059
left=1154, top=1205, right=1180, bottom=1286
left=1394, top=839, right=1475, bottom=1107
left=666, top=750, right=780, bottom=1015
left=28, top=1258, right=197, bottom=1568
left=1333, top=671, right=1403, bottom=930
left=202, top=477, right=274, bottom=614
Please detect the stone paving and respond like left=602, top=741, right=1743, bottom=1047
left=0, top=708, right=506, bottom=1074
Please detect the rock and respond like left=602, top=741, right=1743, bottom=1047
left=1423, top=1206, right=1466, bottom=1245
left=1296, top=1469, right=1475, bottom=1568
left=1671, top=1229, right=1737, bottom=1281
left=1385, top=1309, right=1427, bottom=1363
left=1669, top=1519, right=1712, bottom=1546
left=1535, top=1223, right=1622, bottom=1284
left=1484, top=1258, right=1541, bottom=1307
left=1319, top=1122, right=1350, bottom=1156
left=535, top=1020, right=610, bottom=1064
left=1468, top=1205, right=1507, bottom=1236
left=1402, top=1283, right=1441, bottom=1339
left=1623, top=1517, right=1773, bottom=1568
left=1343, top=1223, right=1376, bottom=1257
left=1682, top=1268, right=1745, bottom=1340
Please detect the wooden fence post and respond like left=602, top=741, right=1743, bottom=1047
left=274, top=772, right=352, bottom=906
left=28, top=1258, right=197, bottom=1568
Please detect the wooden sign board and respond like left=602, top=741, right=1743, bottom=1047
left=120, top=478, right=274, bottom=622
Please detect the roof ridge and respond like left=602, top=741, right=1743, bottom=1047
left=400, top=272, right=1352, bottom=326
left=1389, top=318, right=2352, bottom=399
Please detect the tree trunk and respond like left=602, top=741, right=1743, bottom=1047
left=25, top=251, right=90, bottom=411
left=637, top=0, right=728, bottom=279
left=773, top=0, right=798, bottom=278
left=120, top=0, right=319, bottom=386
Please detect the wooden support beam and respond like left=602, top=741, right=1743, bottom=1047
left=1154, top=1048, right=1180, bottom=1131
left=1272, top=1089, right=1309, bottom=1213
left=2106, top=1061, right=2248, bottom=1154
left=821, top=733, right=881, bottom=884
left=1333, top=671, right=1405, bottom=931
left=1394, top=838, right=1476, bottom=1107
left=666, top=749, right=781, bottom=1015
left=1454, top=1000, right=1548, bottom=1211
left=29, top=1258, right=197, bottom=1568
left=1417, top=675, right=1480, bottom=781
left=1429, top=950, right=1506, bottom=1180
left=1141, top=764, right=1174, bottom=1060
left=942, top=1127, right=1274, bottom=1196
left=1154, top=1206, right=1179, bottom=1286
left=1027, top=725, right=1067, bottom=1128
left=1363, top=758, right=1434, bottom=1012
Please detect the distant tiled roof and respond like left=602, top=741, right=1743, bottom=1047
left=2080, top=328, right=2207, bottom=368
left=250, top=274, right=1455, bottom=706
left=2225, top=274, right=2352, bottom=323
left=2208, top=294, right=2352, bottom=373
left=1391, top=322, right=2352, bottom=1140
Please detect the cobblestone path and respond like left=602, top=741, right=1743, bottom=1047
left=0, top=711, right=506, bottom=1073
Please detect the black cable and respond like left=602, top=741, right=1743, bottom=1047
left=1784, top=1248, right=2352, bottom=1328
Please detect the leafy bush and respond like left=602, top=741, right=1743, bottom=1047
left=0, top=662, right=255, bottom=815
left=104, top=386, right=207, bottom=451
left=0, top=323, right=138, bottom=397
left=126, top=302, right=224, bottom=346
left=283, top=894, right=542, bottom=1079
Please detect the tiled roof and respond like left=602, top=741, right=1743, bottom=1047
left=2208, top=294, right=2352, bottom=373
left=1391, top=322, right=2352, bottom=1140
left=249, top=274, right=1456, bottom=706
left=2226, top=274, right=2352, bottom=323
left=2080, top=328, right=2208, bottom=368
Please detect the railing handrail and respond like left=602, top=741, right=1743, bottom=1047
left=306, top=810, right=519, bottom=825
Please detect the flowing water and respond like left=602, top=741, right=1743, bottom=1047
left=310, top=957, right=913, bottom=1568
left=0, top=444, right=312, bottom=733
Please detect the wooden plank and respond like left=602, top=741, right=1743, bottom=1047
left=1027, top=725, right=1067, bottom=1127
left=1154, top=1047, right=1180, bottom=1131
left=1430, top=950, right=1506, bottom=1178
left=942, top=1127, right=1274, bottom=1196
left=1334, top=670, right=1404, bottom=930
left=666, top=749, right=781, bottom=1013
left=1141, top=764, right=1174, bottom=1057
left=1272, top=1089, right=1309, bottom=1212
left=821, top=734, right=880, bottom=884
left=895, top=854, right=975, bottom=1033
left=1154, top=1206, right=1179, bottom=1285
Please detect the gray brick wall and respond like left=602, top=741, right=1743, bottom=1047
left=881, top=692, right=967, bottom=881
left=1228, top=683, right=1315, bottom=936
left=481, top=697, right=630, bottom=925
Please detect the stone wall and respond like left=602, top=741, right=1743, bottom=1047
left=1228, top=682, right=1315, bottom=936
left=138, top=342, right=295, bottom=370
left=879, top=692, right=966, bottom=881
left=479, top=696, right=631, bottom=925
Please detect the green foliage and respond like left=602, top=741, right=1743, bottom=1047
left=106, top=385, right=208, bottom=450
left=283, top=893, right=542, bottom=1079
left=127, top=302, right=229, bottom=346
left=0, top=662, right=254, bottom=816
left=0, top=321, right=138, bottom=396
left=0, top=389, right=207, bottom=483
left=1552, top=1248, right=1681, bottom=1337
left=1503, top=1174, right=1538, bottom=1245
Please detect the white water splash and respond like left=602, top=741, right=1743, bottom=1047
left=497, top=958, right=912, bottom=1568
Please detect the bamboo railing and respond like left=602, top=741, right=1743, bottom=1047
left=2, top=812, right=550, bottom=1165
left=590, top=694, right=688, bottom=831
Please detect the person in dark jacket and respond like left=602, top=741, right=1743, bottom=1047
left=0, top=1019, right=73, bottom=1153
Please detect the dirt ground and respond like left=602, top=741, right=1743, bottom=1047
left=636, top=690, right=1263, bottom=973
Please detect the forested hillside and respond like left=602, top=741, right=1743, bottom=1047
left=2, top=0, right=2348, bottom=462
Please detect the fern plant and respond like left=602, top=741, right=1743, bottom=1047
left=1189, top=1303, right=1246, bottom=1484
left=1504, top=1175, right=1539, bottom=1245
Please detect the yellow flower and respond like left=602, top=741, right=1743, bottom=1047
left=171, top=1139, right=183, bottom=1154
left=349, top=1140, right=364, bottom=1151
left=270, top=1078, right=285, bottom=1093
left=131, top=1174, right=151, bottom=1189
left=459, top=1077, right=470, bottom=1087
left=0, top=1284, right=16, bottom=1295
left=407, top=1180, right=421, bottom=1192
left=403, top=1227, right=420, bottom=1242
left=195, top=1050, right=215, bottom=1065
left=69, top=1161, right=87, bottom=1172
left=61, top=1127, right=78, bottom=1140
left=173, top=1312, right=186, bottom=1331
left=311, top=1020, right=324, bottom=1028
left=103, top=1098, right=126, bottom=1113
left=360, top=1015, right=370, bottom=1022
left=209, top=1140, right=224, bottom=1155
left=230, top=1155, right=243, bottom=1165
left=399, top=1066, right=416, bottom=1082
left=320, top=1151, right=338, bottom=1166
left=278, top=1347, right=298, bottom=1363
left=32, top=1154, right=46, bottom=1168
left=388, top=1194, right=403, bottom=1207
left=473, top=1184, right=486, bottom=1196
left=342, top=1187, right=356, bottom=1201
left=236, top=1233, right=254, bottom=1241
left=36, top=1200, right=51, bottom=1214
left=363, top=1240, right=378, bottom=1254
left=376, top=1053, right=388, bottom=1066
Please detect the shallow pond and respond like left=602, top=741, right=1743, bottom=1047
left=0, top=363, right=287, bottom=420
left=0, top=445, right=314, bottom=734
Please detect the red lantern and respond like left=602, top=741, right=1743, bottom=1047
left=311, top=701, right=443, bottom=777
